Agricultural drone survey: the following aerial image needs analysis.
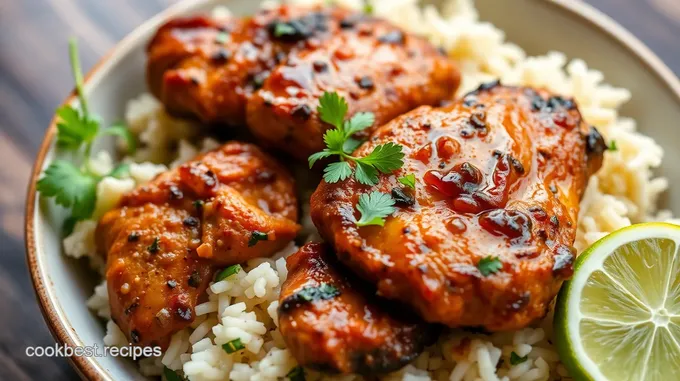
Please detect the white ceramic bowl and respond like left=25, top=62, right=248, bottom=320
left=25, top=0, right=680, bottom=379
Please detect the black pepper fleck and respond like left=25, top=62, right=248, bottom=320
left=357, top=76, right=375, bottom=90
left=391, top=187, right=415, bottom=207
left=130, top=330, right=141, bottom=343
left=127, top=232, right=140, bottom=242
left=291, top=104, right=312, bottom=120
left=183, top=216, right=199, bottom=227
left=188, top=271, right=201, bottom=288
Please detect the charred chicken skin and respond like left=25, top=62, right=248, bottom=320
left=279, top=242, right=437, bottom=374
left=311, top=83, right=606, bottom=331
left=97, top=142, right=300, bottom=348
left=147, top=4, right=460, bottom=160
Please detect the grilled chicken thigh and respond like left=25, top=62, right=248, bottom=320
left=311, top=83, right=606, bottom=331
left=279, top=242, right=437, bottom=374
left=147, top=4, right=460, bottom=160
left=97, top=142, right=299, bottom=347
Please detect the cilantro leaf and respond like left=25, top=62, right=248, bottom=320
left=317, top=92, right=348, bottom=130
left=323, top=161, right=352, bottom=183
left=55, top=105, right=99, bottom=150
left=478, top=256, right=503, bottom=276
left=36, top=160, right=98, bottom=220
left=399, top=174, right=416, bottom=189
left=344, top=112, right=375, bottom=136
left=108, top=163, right=130, bottom=179
left=102, top=123, right=137, bottom=153
left=356, top=142, right=404, bottom=173
left=356, top=191, right=396, bottom=227
left=343, top=137, right=363, bottom=154
left=323, top=128, right=347, bottom=153
left=308, top=150, right=334, bottom=168
left=309, top=92, right=405, bottom=186
left=354, top=161, right=379, bottom=186
left=510, top=352, right=528, bottom=365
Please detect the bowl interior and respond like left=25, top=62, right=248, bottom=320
left=28, top=0, right=680, bottom=380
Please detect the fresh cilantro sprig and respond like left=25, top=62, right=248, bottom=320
left=478, top=256, right=503, bottom=276
left=308, top=92, right=405, bottom=186
left=356, top=191, right=396, bottom=227
left=36, top=38, right=137, bottom=230
left=398, top=174, right=416, bottom=189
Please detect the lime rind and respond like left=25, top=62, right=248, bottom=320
left=554, top=222, right=680, bottom=381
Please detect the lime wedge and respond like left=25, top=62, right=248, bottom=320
left=554, top=223, right=680, bottom=381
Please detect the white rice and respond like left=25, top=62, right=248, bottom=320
left=67, top=0, right=679, bottom=380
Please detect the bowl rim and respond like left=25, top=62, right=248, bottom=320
left=23, top=0, right=680, bottom=380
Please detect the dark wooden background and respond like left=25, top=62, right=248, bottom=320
left=1, top=0, right=679, bottom=379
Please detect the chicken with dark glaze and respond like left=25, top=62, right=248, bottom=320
left=279, top=242, right=437, bottom=374
left=311, top=82, right=606, bottom=331
left=97, top=142, right=300, bottom=348
left=147, top=4, right=460, bottom=160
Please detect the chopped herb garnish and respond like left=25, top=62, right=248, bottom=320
left=248, top=231, right=268, bottom=247
left=356, top=191, right=396, bottom=227
left=108, top=163, right=130, bottom=179
left=222, top=338, right=245, bottom=354
left=478, top=256, right=503, bottom=277
left=193, top=200, right=204, bottom=210
left=308, top=92, right=404, bottom=186
left=510, top=351, right=528, bottom=365
left=215, top=264, right=242, bottom=282
left=363, top=1, right=374, bottom=15
left=286, top=366, right=305, bottom=381
left=101, top=123, right=136, bottom=153
left=398, top=173, right=416, bottom=189
left=274, top=22, right=297, bottom=37
left=215, top=32, right=229, bottom=44
left=36, top=38, right=137, bottom=228
left=163, top=367, right=185, bottom=381
left=608, top=140, right=618, bottom=151
left=127, top=232, right=140, bottom=242
left=148, top=237, right=160, bottom=254
left=297, top=283, right=340, bottom=302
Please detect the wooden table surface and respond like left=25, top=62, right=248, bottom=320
left=1, top=0, right=679, bottom=379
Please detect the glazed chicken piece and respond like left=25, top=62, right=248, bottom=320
left=279, top=242, right=437, bottom=374
left=97, top=142, right=300, bottom=347
left=311, top=82, right=606, bottom=331
left=147, top=4, right=460, bottom=160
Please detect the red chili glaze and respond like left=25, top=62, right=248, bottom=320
left=311, top=83, right=605, bottom=331
left=96, top=142, right=300, bottom=348
left=278, top=242, right=437, bottom=374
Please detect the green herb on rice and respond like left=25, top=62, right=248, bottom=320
left=510, top=351, right=528, bottom=365
left=215, top=264, right=242, bottom=282
left=163, top=366, right=186, bottom=381
left=286, top=366, right=305, bottom=381
left=222, top=338, right=245, bottom=354
left=36, top=38, right=137, bottom=232
left=608, top=140, right=618, bottom=151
